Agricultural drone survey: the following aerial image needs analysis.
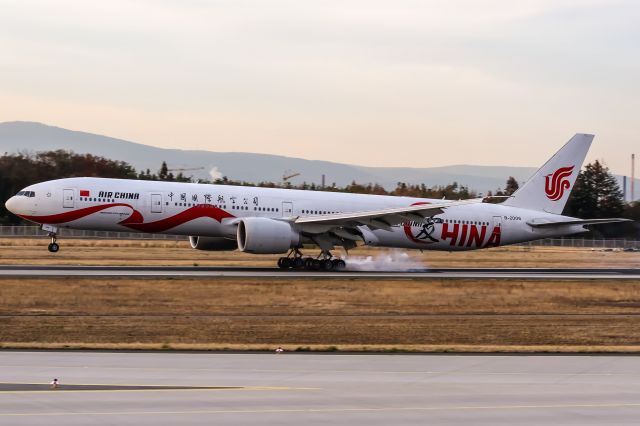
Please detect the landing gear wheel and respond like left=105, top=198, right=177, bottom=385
left=304, top=257, right=314, bottom=269
left=47, top=232, right=59, bottom=253
left=311, top=259, right=321, bottom=270
left=332, top=259, right=346, bottom=270
left=320, top=259, right=334, bottom=271
left=292, top=257, right=305, bottom=269
left=277, top=257, right=291, bottom=269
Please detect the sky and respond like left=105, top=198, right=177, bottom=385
left=0, top=0, right=638, bottom=174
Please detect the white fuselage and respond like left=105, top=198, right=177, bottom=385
left=6, top=177, right=587, bottom=251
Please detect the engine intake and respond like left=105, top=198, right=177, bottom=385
left=237, top=217, right=300, bottom=254
left=189, top=236, right=238, bottom=251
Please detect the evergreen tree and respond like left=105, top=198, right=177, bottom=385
left=565, top=160, right=624, bottom=218
left=158, top=161, right=169, bottom=181
left=504, top=176, right=519, bottom=195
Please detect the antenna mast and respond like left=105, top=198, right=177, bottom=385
left=632, top=153, right=636, bottom=201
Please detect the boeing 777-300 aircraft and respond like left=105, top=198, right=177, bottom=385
left=5, top=134, right=630, bottom=270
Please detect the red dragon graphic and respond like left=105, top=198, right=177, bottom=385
left=403, top=202, right=438, bottom=244
left=544, top=166, right=575, bottom=201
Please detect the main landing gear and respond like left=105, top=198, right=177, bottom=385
left=47, top=232, right=59, bottom=253
left=277, top=249, right=346, bottom=271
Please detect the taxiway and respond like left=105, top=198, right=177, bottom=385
left=1, top=351, right=640, bottom=425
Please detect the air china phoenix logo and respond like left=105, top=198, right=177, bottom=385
left=545, top=166, right=575, bottom=201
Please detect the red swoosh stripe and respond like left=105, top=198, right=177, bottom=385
left=121, top=205, right=235, bottom=233
left=19, top=203, right=135, bottom=224
left=20, top=203, right=236, bottom=233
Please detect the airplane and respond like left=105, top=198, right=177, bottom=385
left=4, top=134, right=630, bottom=270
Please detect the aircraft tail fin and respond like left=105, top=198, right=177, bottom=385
left=502, top=133, right=593, bottom=214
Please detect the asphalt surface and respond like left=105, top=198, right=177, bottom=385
left=1, top=351, right=640, bottom=425
left=0, top=383, right=239, bottom=391
left=0, top=265, right=638, bottom=279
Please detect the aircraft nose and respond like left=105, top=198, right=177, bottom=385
left=5, top=196, right=19, bottom=214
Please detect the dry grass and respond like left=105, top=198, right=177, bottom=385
left=0, top=239, right=638, bottom=352
left=2, top=277, right=640, bottom=351
left=0, top=238, right=638, bottom=268
left=3, top=278, right=640, bottom=316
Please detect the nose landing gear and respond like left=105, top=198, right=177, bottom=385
left=47, top=232, right=59, bottom=253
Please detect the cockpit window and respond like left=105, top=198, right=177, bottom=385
left=15, top=191, right=35, bottom=197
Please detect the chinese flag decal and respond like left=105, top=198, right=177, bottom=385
left=80, top=190, right=90, bottom=197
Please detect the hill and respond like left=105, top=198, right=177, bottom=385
left=1, top=121, right=635, bottom=195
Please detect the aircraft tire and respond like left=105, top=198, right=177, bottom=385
left=292, top=257, right=305, bottom=269
left=320, top=259, right=333, bottom=271
left=332, top=259, right=346, bottom=270
left=48, top=242, right=59, bottom=253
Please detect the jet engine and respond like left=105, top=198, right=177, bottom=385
left=189, top=236, right=238, bottom=251
left=237, top=217, right=300, bottom=254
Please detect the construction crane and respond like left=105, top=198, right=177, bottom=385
left=282, top=169, right=300, bottom=183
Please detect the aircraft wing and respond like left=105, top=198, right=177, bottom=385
left=526, top=218, right=632, bottom=228
left=294, top=198, right=483, bottom=231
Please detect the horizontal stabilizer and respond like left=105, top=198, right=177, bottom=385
left=527, top=218, right=632, bottom=228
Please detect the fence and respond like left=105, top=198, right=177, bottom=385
left=0, top=225, right=187, bottom=240
left=518, top=238, right=639, bottom=249
left=0, top=226, right=637, bottom=248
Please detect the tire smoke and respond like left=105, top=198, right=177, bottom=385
left=343, top=250, right=427, bottom=272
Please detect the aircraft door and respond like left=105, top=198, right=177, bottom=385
left=63, top=189, right=75, bottom=208
left=282, top=201, right=293, bottom=217
left=151, top=193, right=163, bottom=213
left=493, top=215, right=502, bottom=229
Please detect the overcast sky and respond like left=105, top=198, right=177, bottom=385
left=0, top=0, right=638, bottom=174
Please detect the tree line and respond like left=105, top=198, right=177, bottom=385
left=0, top=150, right=636, bottom=238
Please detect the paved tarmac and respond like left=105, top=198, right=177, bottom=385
left=0, top=265, right=639, bottom=279
left=1, top=351, right=640, bottom=425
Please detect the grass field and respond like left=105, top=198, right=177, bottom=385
left=0, top=239, right=638, bottom=352
left=2, top=276, right=640, bottom=352
left=0, top=238, right=638, bottom=268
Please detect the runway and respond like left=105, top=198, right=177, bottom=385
left=1, top=351, right=640, bottom=425
left=0, top=265, right=638, bottom=279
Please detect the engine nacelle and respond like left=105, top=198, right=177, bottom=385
left=237, top=217, right=300, bottom=254
left=189, top=236, right=238, bottom=251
